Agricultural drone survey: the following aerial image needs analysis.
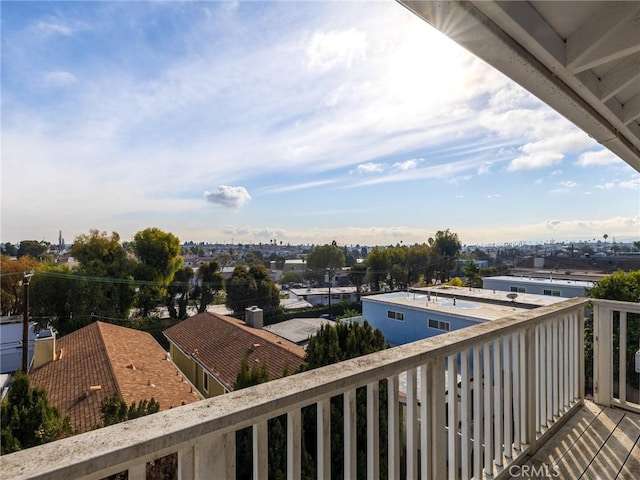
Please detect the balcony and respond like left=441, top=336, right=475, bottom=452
left=2, top=297, right=639, bottom=479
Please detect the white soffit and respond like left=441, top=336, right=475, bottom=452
left=399, top=0, right=640, bottom=173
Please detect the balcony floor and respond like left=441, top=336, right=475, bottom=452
left=511, top=400, right=640, bottom=479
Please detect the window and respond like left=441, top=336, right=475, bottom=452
left=428, top=319, right=450, bottom=332
left=543, top=289, right=561, bottom=297
left=203, top=372, right=209, bottom=392
left=387, top=310, right=404, bottom=321
left=510, top=286, right=526, bottom=293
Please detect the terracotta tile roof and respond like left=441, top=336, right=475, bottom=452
left=30, top=322, right=200, bottom=433
left=163, top=312, right=305, bottom=391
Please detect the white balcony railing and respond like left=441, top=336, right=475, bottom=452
left=2, top=297, right=638, bottom=480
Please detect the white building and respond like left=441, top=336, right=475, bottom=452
left=482, top=275, right=595, bottom=298
left=362, top=285, right=568, bottom=346
left=289, top=286, right=358, bottom=306
left=0, top=316, right=38, bottom=374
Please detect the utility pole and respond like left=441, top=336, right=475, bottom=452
left=22, top=272, right=34, bottom=372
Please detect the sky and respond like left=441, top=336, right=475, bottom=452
left=2, top=0, right=639, bottom=247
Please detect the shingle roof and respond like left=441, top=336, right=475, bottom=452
left=163, top=312, right=305, bottom=391
left=29, top=322, right=201, bottom=433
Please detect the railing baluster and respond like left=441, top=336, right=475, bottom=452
left=128, top=463, right=146, bottom=480
left=367, top=382, right=380, bottom=480
left=447, top=354, right=459, bottom=480
left=344, top=389, right=357, bottom=480
left=253, top=421, right=268, bottom=479
left=593, top=304, right=612, bottom=406
left=619, top=311, right=628, bottom=404
left=472, top=347, right=483, bottom=479
left=493, top=339, right=503, bottom=468
left=503, top=335, right=512, bottom=460
left=287, top=409, right=301, bottom=480
left=525, top=326, right=537, bottom=452
left=578, top=307, right=585, bottom=402
left=196, top=432, right=234, bottom=479
left=460, top=350, right=471, bottom=480
left=432, top=357, right=447, bottom=480
left=317, top=398, right=330, bottom=479
left=406, top=368, right=418, bottom=480
left=568, top=312, right=575, bottom=402
left=545, top=321, right=558, bottom=427
left=512, top=333, right=521, bottom=451
left=179, top=446, right=197, bottom=480
left=539, top=323, right=546, bottom=429
left=387, top=375, right=400, bottom=480
left=420, top=363, right=431, bottom=480
left=552, top=318, right=559, bottom=419
left=483, top=342, right=493, bottom=476
left=561, top=315, right=568, bottom=411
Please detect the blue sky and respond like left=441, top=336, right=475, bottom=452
left=2, top=1, right=638, bottom=247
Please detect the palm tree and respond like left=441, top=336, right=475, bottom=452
left=603, top=233, right=609, bottom=244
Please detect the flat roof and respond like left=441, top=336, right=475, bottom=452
left=483, top=275, right=595, bottom=288
left=290, top=287, right=357, bottom=296
left=263, top=318, right=336, bottom=346
left=363, top=291, right=530, bottom=322
left=411, top=285, right=569, bottom=308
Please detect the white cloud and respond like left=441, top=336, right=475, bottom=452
left=306, top=29, right=368, bottom=73
left=260, top=180, right=336, bottom=194
left=507, top=152, right=563, bottom=171
left=619, top=178, right=640, bottom=189
left=392, top=158, right=422, bottom=171
left=42, top=71, right=78, bottom=87
left=559, top=181, right=577, bottom=188
left=34, top=20, right=75, bottom=36
left=356, top=162, right=384, bottom=174
left=204, top=186, right=251, bottom=209
left=575, top=149, right=621, bottom=167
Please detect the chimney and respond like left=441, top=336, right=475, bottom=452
left=244, top=306, right=263, bottom=328
left=32, top=328, right=56, bottom=370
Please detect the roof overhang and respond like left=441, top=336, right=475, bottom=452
left=398, top=1, right=640, bottom=173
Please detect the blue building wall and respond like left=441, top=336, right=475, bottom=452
left=362, top=293, right=485, bottom=346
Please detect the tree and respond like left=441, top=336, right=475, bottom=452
left=195, top=262, right=224, bottom=313
left=98, top=394, right=160, bottom=428
left=167, top=266, right=194, bottom=320
left=29, top=264, right=81, bottom=335
left=348, top=264, right=368, bottom=300
left=225, top=264, right=280, bottom=315
left=462, top=261, right=482, bottom=287
left=0, top=255, right=40, bottom=316
left=431, top=229, right=462, bottom=282
left=17, top=240, right=49, bottom=260
left=585, top=270, right=640, bottom=397
left=2, top=242, right=18, bottom=256
left=301, top=321, right=388, bottom=479
left=132, top=228, right=182, bottom=316
left=366, top=247, right=390, bottom=292
left=306, top=243, right=345, bottom=282
left=1, top=371, right=75, bottom=454
left=71, top=230, right=136, bottom=324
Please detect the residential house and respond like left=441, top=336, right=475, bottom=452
left=163, top=312, right=305, bottom=398
left=482, top=275, right=595, bottom=298
left=362, top=285, right=568, bottom=346
left=29, top=321, right=201, bottom=433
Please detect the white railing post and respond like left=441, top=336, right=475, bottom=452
left=406, top=369, right=418, bottom=480
left=524, top=326, right=537, bottom=452
left=253, top=421, right=268, bottom=479
left=195, top=432, right=234, bottom=479
left=317, top=398, right=331, bottom=479
left=619, top=311, right=628, bottom=405
left=460, top=350, right=471, bottom=480
left=344, top=390, right=357, bottom=480
left=420, top=363, right=432, bottom=479
left=447, top=354, right=459, bottom=480
left=431, top=357, right=447, bottom=480
left=287, top=410, right=301, bottom=480
left=387, top=376, right=400, bottom=480
left=128, top=463, right=146, bottom=480
left=593, top=304, right=612, bottom=406
left=367, top=382, right=380, bottom=480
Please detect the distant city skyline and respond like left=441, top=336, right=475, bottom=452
left=2, top=1, right=638, bottom=246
